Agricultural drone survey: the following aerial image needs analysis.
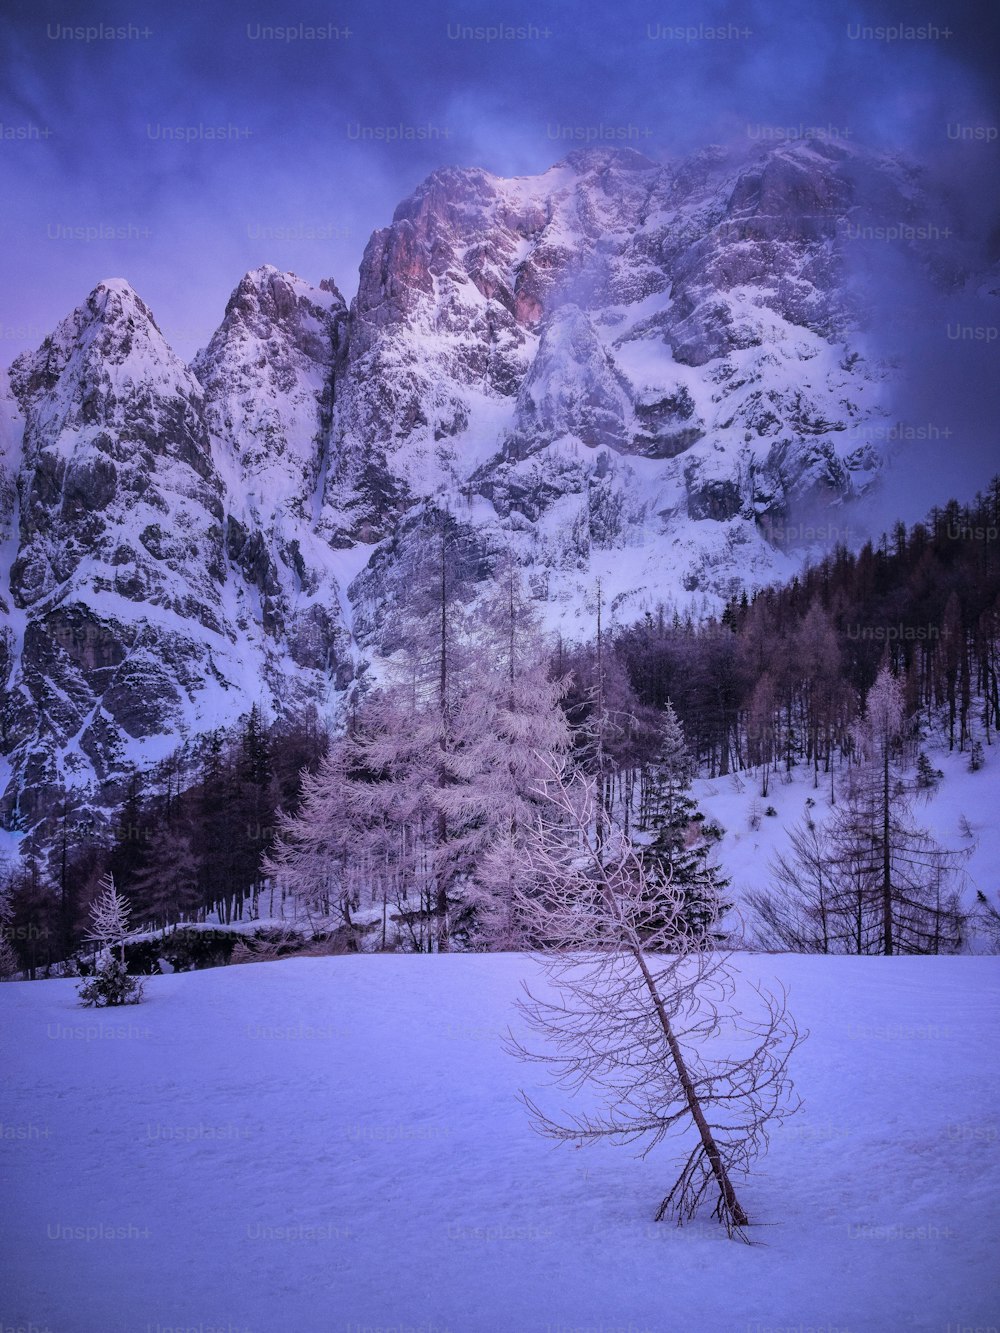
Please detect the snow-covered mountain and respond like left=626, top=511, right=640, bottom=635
left=0, top=273, right=356, bottom=824
left=0, top=139, right=983, bottom=824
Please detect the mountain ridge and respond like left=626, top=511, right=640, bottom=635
left=0, top=139, right=990, bottom=827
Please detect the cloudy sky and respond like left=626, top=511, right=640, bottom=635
left=1, top=0, right=997, bottom=369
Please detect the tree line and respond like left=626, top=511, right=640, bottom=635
left=614, top=478, right=1000, bottom=783
left=3, top=480, right=997, bottom=973
left=0, top=709, right=328, bottom=976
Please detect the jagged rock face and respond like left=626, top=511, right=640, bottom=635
left=193, top=266, right=345, bottom=520
left=321, top=167, right=542, bottom=539
left=1, top=282, right=234, bottom=819
left=505, top=306, right=633, bottom=458
left=323, top=140, right=921, bottom=576
left=0, top=141, right=980, bottom=828
left=0, top=276, right=354, bottom=823
left=321, top=137, right=978, bottom=642
left=0, top=369, right=24, bottom=747
left=10, top=282, right=225, bottom=615
left=191, top=265, right=352, bottom=672
left=0, top=367, right=21, bottom=563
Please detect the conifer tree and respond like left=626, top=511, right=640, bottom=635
left=108, top=768, right=151, bottom=899
left=86, top=872, right=132, bottom=962
left=268, top=560, right=570, bottom=951
left=0, top=874, right=18, bottom=978
left=640, top=703, right=730, bottom=941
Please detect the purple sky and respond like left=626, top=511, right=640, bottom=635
left=1, top=0, right=997, bottom=367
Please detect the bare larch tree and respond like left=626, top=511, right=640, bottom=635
left=504, top=761, right=804, bottom=1240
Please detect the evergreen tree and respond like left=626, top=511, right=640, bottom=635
left=915, top=750, right=944, bottom=790
left=4, top=857, right=57, bottom=978
left=128, top=824, right=201, bottom=930
left=85, top=872, right=132, bottom=961
left=192, top=729, right=244, bottom=923
left=78, top=873, right=144, bottom=1006
left=0, top=871, right=18, bottom=978
left=639, top=703, right=730, bottom=941
left=640, top=702, right=692, bottom=830
left=108, top=768, right=151, bottom=898
left=235, top=705, right=279, bottom=918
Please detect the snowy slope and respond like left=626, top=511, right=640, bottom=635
left=698, top=727, right=1000, bottom=948
left=1, top=953, right=997, bottom=1333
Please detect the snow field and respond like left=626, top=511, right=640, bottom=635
left=2, top=952, right=998, bottom=1333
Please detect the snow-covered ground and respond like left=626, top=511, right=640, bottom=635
left=696, top=729, right=1000, bottom=943
left=2, top=953, right=998, bottom=1333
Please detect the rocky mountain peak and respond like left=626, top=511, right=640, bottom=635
left=9, top=277, right=193, bottom=422
left=556, top=146, right=659, bottom=176
left=192, top=267, right=344, bottom=512
left=215, top=265, right=345, bottom=346
left=0, top=141, right=988, bottom=832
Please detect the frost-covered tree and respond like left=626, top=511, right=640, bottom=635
left=77, top=873, right=144, bottom=1007
left=86, top=872, right=132, bottom=962
left=506, top=762, right=803, bottom=1238
left=462, top=564, right=570, bottom=947
left=268, top=558, right=570, bottom=952
left=639, top=702, right=692, bottom=830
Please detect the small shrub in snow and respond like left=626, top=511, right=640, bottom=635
left=78, top=956, right=145, bottom=1007
left=764, top=806, right=778, bottom=818
left=968, top=740, right=984, bottom=773
left=916, top=750, right=944, bottom=790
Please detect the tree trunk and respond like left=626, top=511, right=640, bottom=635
left=882, top=739, right=893, bottom=956
left=631, top=946, right=749, bottom=1229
